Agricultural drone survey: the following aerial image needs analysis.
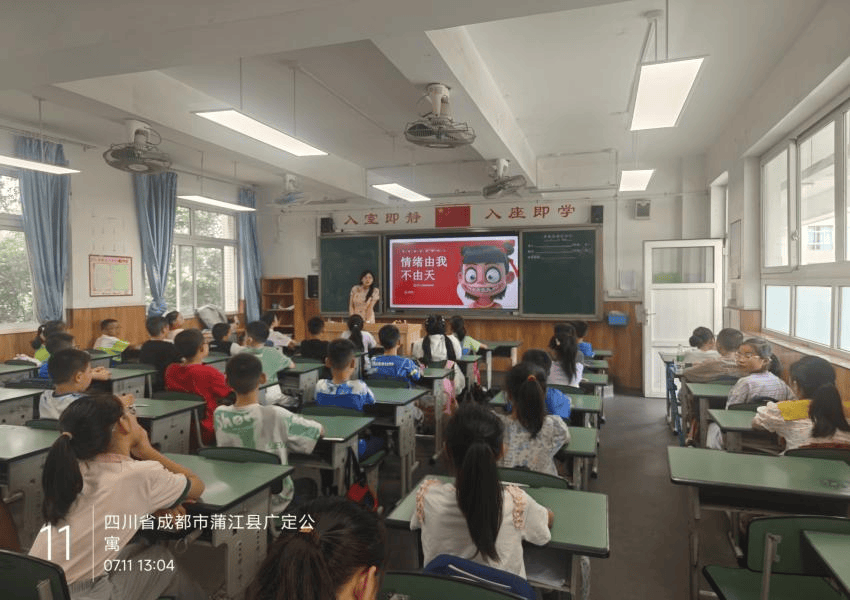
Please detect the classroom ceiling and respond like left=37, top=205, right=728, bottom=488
left=0, top=0, right=825, bottom=206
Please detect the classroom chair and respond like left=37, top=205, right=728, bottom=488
left=424, top=555, right=536, bottom=600
left=497, top=467, right=572, bottom=490
left=0, top=548, right=71, bottom=600
left=785, top=446, right=850, bottom=467
left=150, top=391, right=208, bottom=449
left=703, top=515, right=850, bottom=600
left=380, top=571, right=526, bottom=600
left=25, top=419, right=59, bottom=430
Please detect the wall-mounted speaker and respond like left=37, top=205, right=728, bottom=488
left=320, top=217, right=335, bottom=233
left=634, top=200, right=651, bottom=220
left=307, top=275, right=319, bottom=298
left=590, top=205, right=604, bottom=223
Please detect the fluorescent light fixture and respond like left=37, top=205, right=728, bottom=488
left=177, top=195, right=255, bottom=212
left=630, top=57, right=704, bottom=130
left=372, top=183, right=430, bottom=202
left=619, top=169, right=655, bottom=192
left=194, top=109, right=327, bottom=157
left=0, top=154, right=79, bottom=175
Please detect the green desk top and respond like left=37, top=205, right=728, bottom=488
left=134, top=399, right=205, bottom=420
left=456, top=355, right=482, bottom=364
left=593, top=350, right=613, bottom=358
left=478, top=340, right=523, bottom=349
left=584, top=359, right=609, bottom=370
left=165, top=453, right=293, bottom=512
left=371, top=387, right=427, bottom=405
left=420, top=367, right=452, bottom=379
left=307, top=414, right=373, bottom=442
left=707, top=409, right=756, bottom=432
left=0, top=387, right=42, bottom=402
left=387, top=474, right=609, bottom=557
left=561, top=426, right=598, bottom=457
left=581, top=373, right=608, bottom=386
left=684, top=382, right=733, bottom=399
left=109, top=366, right=157, bottom=381
left=0, top=424, right=57, bottom=461
left=0, top=363, right=37, bottom=375
left=803, top=531, right=850, bottom=594
left=283, top=362, right=325, bottom=375
left=490, top=391, right=602, bottom=414
left=202, top=353, right=229, bottom=365
left=668, top=447, right=850, bottom=499
left=659, top=352, right=677, bottom=364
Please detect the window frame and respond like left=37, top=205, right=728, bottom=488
left=0, top=170, right=40, bottom=331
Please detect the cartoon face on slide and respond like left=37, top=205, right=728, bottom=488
left=457, top=243, right=516, bottom=308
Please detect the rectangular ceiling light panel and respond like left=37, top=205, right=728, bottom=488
left=0, top=154, right=79, bottom=174
left=630, top=58, right=704, bottom=131
left=619, top=169, right=655, bottom=192
left=195, top=109, right=327, bottom=157
left=372, top=183, right=430, bottom=202
left=177, top=195, right=255, bottom=212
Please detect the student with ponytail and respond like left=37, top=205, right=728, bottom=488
left=341, top=313, right=376, bottom=371
left=412, top=314, right=465, bottom=393
left=548, top=323, right=583, bottom=387
left=31, top=319, right=66, bottom=362
left=497, top=362, right=570, bottom=476
left=248, top=496, right=386, bottom=600
left=806, top=384, right=850, bottom=447
left=411, top=402, right=553, bottom=578
left=29, top=394, right=205, bottom=600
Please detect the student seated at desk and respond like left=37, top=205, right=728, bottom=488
left=209, top=322, right=239, bottom=355
left=411, top=314, right=465, bottom=394
left=548, top=325, right=583, bottom=387
left=164, top=310, right=184, bottom=341
left=40, top=349, right=120, bottom=419
left=239, top=321, right=293, bottom=406
left=448, top=315, right=487, bottom=355
left=752, top=356, right=850, bottom=451
left=31, top=319, right=66, bottom=363
left=139, top=316, right=181, bottom=393
left=369, top=324, right=421, bottom=387
left=315, top=339, right=384, bottom=459
left=299, top=316, right=329, bottom=361
left=165, top=329, right=233, bottom=445
left=30, top=394, right=206, bottom=600
left=214, top=354, right=323, bottom=511
left=683, top=326, right=721, bottom=364
left=341, top=314, right=376, bottom=372
left=497, top=363, right=569, bottom=476
left=411, top=402, right=553, bottom=578
left=260, top=311, right=297, bottom=351
left=36, top=332, right=76, bottom=378
left=570, top=320, right=594, bottom=360
left=93, top=318, right=137, bottom=356
left=514, top=349, right=571, bottom=420
left=249, top=496, right=386, bottom=600
left=706, top=337, right=795, bottom=449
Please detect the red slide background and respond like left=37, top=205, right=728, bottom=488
left=389, top=236, right=518, bottom=309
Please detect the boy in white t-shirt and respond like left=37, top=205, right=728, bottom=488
left=214, top=353, right=323, bottom=510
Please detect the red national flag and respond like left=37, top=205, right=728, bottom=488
left=435, top=205, right=471, bottom=228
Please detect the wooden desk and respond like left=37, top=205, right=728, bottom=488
left=135, top=398, right=204, bottom=454
left=320, top=321, right=423, bottom=356
left=667, top=446, right=850, bottom=600
left=279, top=362, right=325, bottom=405
left=418, top=367, right=452, bottom=462
left=166, top=453, right=292, bottom=598
left=202, top=352, right=229, bottom=373
left=593, top=349, right=613, bottom=358
left=802, top=531, right=850, bottom=597
left=86, top=350, right=113, bottom=370
left=0, top=363, right=37, bottom=385
left=369, top=387, right=428, bottom=496
left=583, top=359, right=609, bottom=372
left=108, top=366, right=157, bottom=398
left=387, top=474, right=609, bottom=597
left=684, top=382, right=733, bottom=447
left=478, top=340, right=522, bottom=389
left=560, top=426, right=597, bottom=490
left=0, top=387, right=42, bottom=424
left=491, top=390, right=603, bottom=427
left=0, top=424, right=57, bottom=548
left=707, top=408, right=771, bottom=453
left=288, top=414, right=373, bottom=495
left=580, top=372, right=608, bottom=394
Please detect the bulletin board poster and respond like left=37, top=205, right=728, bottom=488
left=388, top=235, right=519, bottom=310
left=89, top=255, right=133, bottom=297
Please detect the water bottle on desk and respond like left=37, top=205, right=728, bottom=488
left=674, top=344, right=685, bottom=374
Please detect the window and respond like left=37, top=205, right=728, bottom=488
left=760, top=98, right=849, bottom=355
left=0, top=174, right=37, bottom=327
left=147, top=204, right=239, bottom=313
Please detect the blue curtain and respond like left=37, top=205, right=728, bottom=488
left=133, top=172, right=177, bottom=316
left=238, top=187, right=263, bottom=322
left=14, top=136, right=70, bottom=322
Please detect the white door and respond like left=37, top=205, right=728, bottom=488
left=642, top=239, right=724, bottom=397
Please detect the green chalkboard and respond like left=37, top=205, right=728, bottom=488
left=521, top=228, right=601, bottom=317
left=320, top=236, right=381, bottom=314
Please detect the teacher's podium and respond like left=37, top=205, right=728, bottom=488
left=320, top=321, right=423, bottom=355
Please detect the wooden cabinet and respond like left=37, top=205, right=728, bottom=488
left=261, top=278, right=305, bottom=340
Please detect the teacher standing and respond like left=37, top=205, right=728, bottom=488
left=349, top=270, right=380, bottom=324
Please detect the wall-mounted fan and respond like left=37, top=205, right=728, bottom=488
left=273, top=174, right=306, bottom=205
left=404, top=83, right=476, bottom=149
left=103, top=120, right=171, bottom=174
left=482, top=158, right=527, bottom=198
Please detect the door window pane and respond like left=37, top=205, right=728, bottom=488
left=841, top=288, right=850, bottom=351
left=764, top=286, right=790, bottom=334
left=651, top=247, right=714, bottom=283
left=762, top=151, right=788, bottom=267
left=799, top=122, right=835, bottom=265
left=795, top=286, right=831, bottom=346
left=195, top=246, right=223, bottom=308
left=0, top=230, right=34, bottom=323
